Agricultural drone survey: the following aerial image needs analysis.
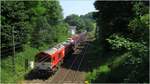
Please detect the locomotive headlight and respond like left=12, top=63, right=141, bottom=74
left=47, top=66, right=52, bottom=71
left=29, top=61, right=34, bottom=69
left=71, top=39, right=74, bottom=42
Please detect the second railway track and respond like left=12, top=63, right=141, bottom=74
left=49, top=39, right=90, bottom=83
left=23, top=36, right=92, bottom=84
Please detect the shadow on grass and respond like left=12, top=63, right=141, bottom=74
left=88, top=51, right=149, bottom=83
left=93, top=65, right=127, bottom=83
left=24, top=69, right=53, bottom=80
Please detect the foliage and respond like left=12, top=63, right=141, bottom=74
left=90, top=1, right=149, bottom=83
left=128, top=13, right=149, bottom=43
left=107, top=34, right=147, bottom=51
left=65, top=14, right=83, bottom=32
left=1, top=1, right=69, bottom=82
left=53, top=22, right=69, bottom=42
left=1, top=1, right=31, bottom=48
left=94, top=1, right=133, bottom=51
left=65, top=12, right=96, bottom=33
left=28, top=1, right=67, bottom=48
left=31, top=16, right=53, bottom=48
left=80, top=12, right=96, bottom=22
left=42, top=1, right=63, bottom=25
left=1, top=1, right=68, bottom=50
left=1, top=45, right=39, bottom=83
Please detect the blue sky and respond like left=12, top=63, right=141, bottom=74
left=59, top=0, right=96, bottom=18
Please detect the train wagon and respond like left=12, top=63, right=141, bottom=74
left=34, top=32, right=87, bottom=73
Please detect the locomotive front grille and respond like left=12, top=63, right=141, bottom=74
left=35, top=62, right=51, bottom=71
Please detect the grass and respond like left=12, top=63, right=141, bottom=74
left=85, top=38, right=131, bottom=83
left=85, top=36, right=149, bottom=83
left=1, top=36, right=69, bottom=83
left=86, top=52, right=131, bottom=82
left=1, top=45, right=39, bottom=83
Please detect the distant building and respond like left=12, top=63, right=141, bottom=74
left=69, top=26, right=76, bottom=35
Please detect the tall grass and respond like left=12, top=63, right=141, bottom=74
left=85, top=49, right=131, bottom=83
left=1, top=45, right=39, bottom=83
left=85, top=37, right=132, bottom=83
left=1, top=37, right=69, bottom=83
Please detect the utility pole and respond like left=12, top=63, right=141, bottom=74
left=12, top=26, right=16, bottom=74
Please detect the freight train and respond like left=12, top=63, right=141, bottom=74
left=34, top=32, right=87, bottom=73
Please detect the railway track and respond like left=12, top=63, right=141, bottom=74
left=23, top=36, right=91, bottom=84
left=49, top=40, right=90, bottom=83
left=61, top=43, right=89, bottom=83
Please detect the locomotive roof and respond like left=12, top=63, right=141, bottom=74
left=63, top=40, right=71, bottom=45
left=44, top=48, right=57, bottom=55
left=54, top=43, right=64, bottom=50
left=39, top=39, right=71, bottom=56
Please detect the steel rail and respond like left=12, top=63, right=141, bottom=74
left=48, top=41, right=83, bottom=83
left=72, top=43, right=89, bottom=82
left=58, top=40, right=88, bottom=83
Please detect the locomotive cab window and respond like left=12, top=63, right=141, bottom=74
left=35, top=53, right=51, bottom=62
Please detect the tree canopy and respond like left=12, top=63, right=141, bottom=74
left=1, top=1, right=69, bottom=57
left=65, top=12, right=96, bottom=33
left=93, top=1, right=149, bottom=82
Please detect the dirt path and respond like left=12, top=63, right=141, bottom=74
left=22, top=37, right=92, bottom=84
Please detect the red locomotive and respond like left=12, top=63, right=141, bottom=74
left=34, top=32, right=86, bottom=73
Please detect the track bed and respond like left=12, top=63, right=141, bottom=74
left=23, top=38, right=91, bottom=84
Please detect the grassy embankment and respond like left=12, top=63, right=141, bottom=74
left=85, top=35, right=131, bottom=83
left=1, top=45, right=40, bottom=83
left=1, top=35, right=68, bottom=83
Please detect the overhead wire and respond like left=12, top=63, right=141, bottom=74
left=72, top=43, right=89, bottom=82
left=57, top=35, right=88, bottom=83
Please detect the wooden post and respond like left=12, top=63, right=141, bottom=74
left=25, top=59, right=28, bottom=72
left=12, top=26, right=16, bottom=74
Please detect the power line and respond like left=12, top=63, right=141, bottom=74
left=58, top=40, right=88, bottom=83
left=73, top=43, right=89, bottom=82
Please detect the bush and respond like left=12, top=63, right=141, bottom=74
left=1, top=45, right=39, bottom=83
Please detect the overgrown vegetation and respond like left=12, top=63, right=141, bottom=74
left=1, top=1, right=69, bottom=51
left=65, top=12, right=96, bottom=33
left=86, top=1, right=149, bottom=83
left=1, top=1, right=68, bottom=82
left=1, top=45, right=39, bottom=82
left=1, top=1, right=96, bottom=83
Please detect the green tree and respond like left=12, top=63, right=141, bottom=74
left=1, top=1, right=69, bottom=53
left=65, top=13, right=96, bottom=33
left=65, top=14, right=82, bottom=32
left=30, top=1, right=67, bottom=48
left=1, top=1, right=31, bottom=52
left=42, top=1, right=63, bottom=25
left=94, top=1, right=133, bottom=52
left=93, top=1, right=149, bottom=83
